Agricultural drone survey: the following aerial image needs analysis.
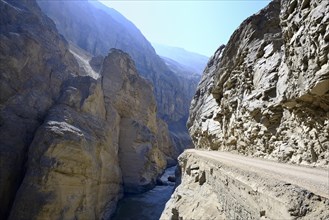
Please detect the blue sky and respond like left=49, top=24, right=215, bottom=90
left=100, top=0, right=270, bottom=57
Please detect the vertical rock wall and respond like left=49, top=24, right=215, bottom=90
left=0, top=0, right=80, bottom=217
left=101, top=49, right=170, bottom=193
left=1, top=1, right=175, bottom=219
left=37, top=0, right=195, bottom=151
left=188, top=0, right=329, bottom=167
left=9, top=77, right=123, bottom=219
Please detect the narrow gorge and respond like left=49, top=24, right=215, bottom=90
left=1, top=0, right=328, bottom=220
left=0, top=0, right=183, bottom=218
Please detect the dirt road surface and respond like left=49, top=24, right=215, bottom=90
left=187, top=149, right=329, bottom=198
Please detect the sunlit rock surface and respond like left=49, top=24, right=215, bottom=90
left=37, top=0, right=197, bottom=151
left=101, top=49, right=170, bottom=193
left=188, top=0, right=329, bottom=167
left=0, top=1, right=175, bottom=218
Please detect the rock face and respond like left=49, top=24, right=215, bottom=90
left=188, top=0, right=329, bottom=167
left=9, top=77, right=123, bottom=219
left=161, top=151, right=329, bottom=220
left=37, top=0, right=195, bottom=150
left=1, top=1, right=173, bottom=219
left=0, top=0, right=80, bottom=217
left=101, top=49, right=169, bottom=193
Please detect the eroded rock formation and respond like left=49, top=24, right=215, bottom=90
left=188, top=0, right=329, bottom=167
left=164, top=0, right=329, bottom=219
left=0, top=0, right=80, bottom=217
left=1, top=1, right=174, bottom=218
left=37, top=0, right=196, bottom=151
left=101, top=49, right=173, bottom=193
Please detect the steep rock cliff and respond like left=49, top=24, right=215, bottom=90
left=1, top=1, right=173, bottom=218
left=101, top=49, right=170, bottom=193
left=37, top=0, right=195, bottom=150
left=0, top=0, right=80, bottom=217
left=9, top=48, right=172, bottom=219
left=9, top=76, right=123, bottom=219
left=188, top=0, right=329, bottom=167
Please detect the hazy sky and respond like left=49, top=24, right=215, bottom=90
left=100, top=0, right=270, bottom=57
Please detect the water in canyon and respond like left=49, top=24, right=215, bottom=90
left=112, top=166, right=176, bottom=220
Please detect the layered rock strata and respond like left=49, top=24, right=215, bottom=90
left=188, top=0, right=329, bottom=167
left=161, top=151, right=329, bottom=220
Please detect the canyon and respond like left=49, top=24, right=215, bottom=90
left=1, top=0, right=328, bottom=219
left=163, top=0, right=329, bottom=219
left=0, top=0, right=181, bottom=218
left=37, top=0, right=198, bottom=151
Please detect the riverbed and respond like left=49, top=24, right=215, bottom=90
left=112, top=166, right=176, bottom=220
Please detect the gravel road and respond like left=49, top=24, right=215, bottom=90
left=187, top=149, right=329, bottom=198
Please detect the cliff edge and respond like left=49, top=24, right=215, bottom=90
left=162, top=0, right=329, bottom=219
left=0, top=1, right=174, bottom=218
left=188, top=0, right=329, bottom=167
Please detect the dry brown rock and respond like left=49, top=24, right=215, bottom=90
left=7, top=47, right=174, bottom=219
left=188, top=0, right=329, bottom=167
left=156, top=118, right=180, bottom=167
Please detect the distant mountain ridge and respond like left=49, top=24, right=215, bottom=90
left=152, top=43, right=209, bottom=75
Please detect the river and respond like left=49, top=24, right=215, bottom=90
left=112, top=166, right=176, bottom=220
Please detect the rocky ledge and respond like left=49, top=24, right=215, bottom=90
left=168, top=0, right=329, bottom=219
left=161, top=150, right=329, bottom=220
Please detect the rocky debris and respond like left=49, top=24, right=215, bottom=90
left=188, top=0, right=329, bottom=167
left=68, top=43, right=100, bottom=79
left=1, top=1, right=176, bottom=218
left=161, top=151, right=329, bottom=220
